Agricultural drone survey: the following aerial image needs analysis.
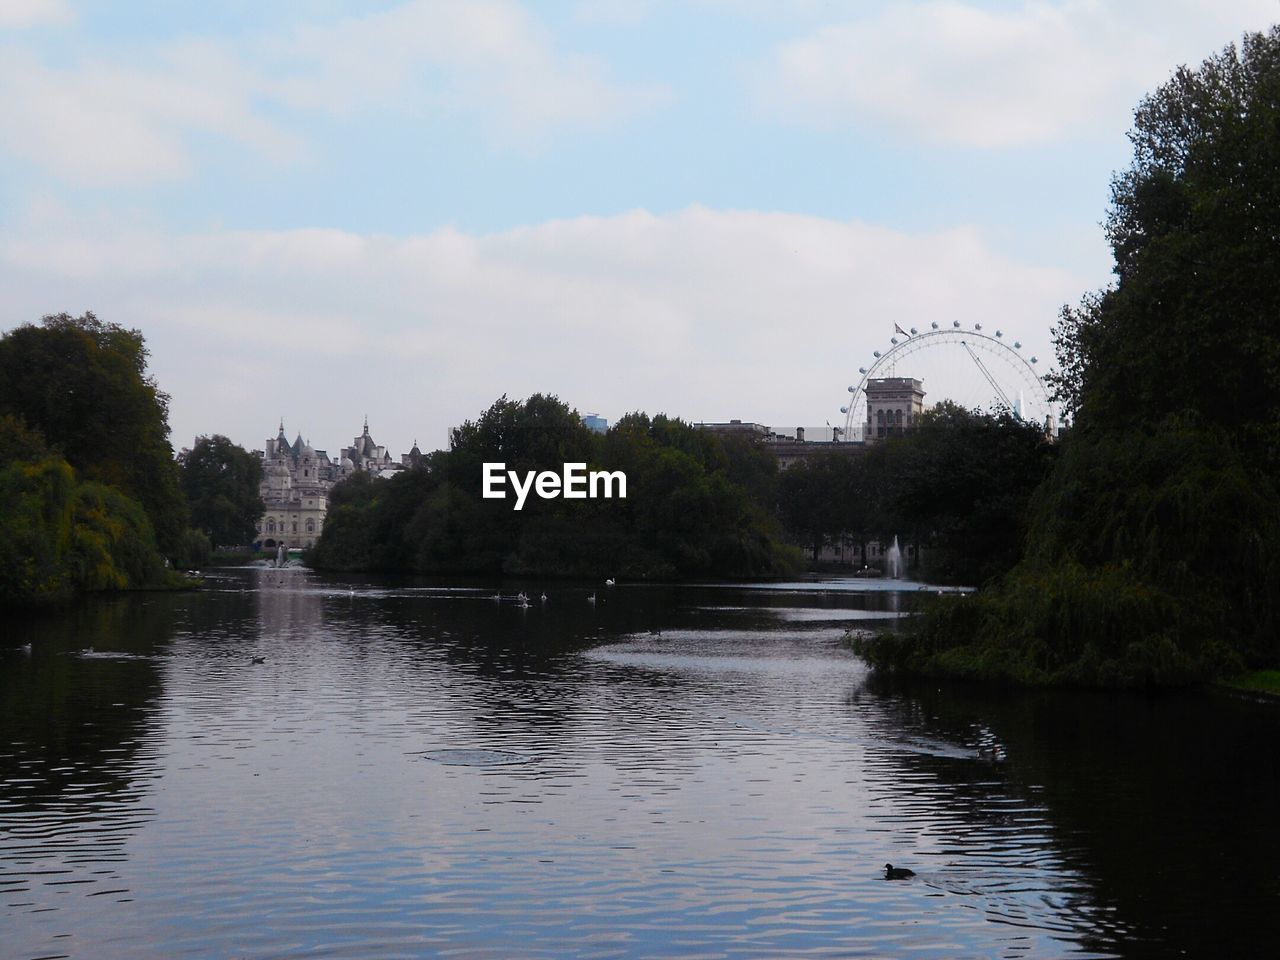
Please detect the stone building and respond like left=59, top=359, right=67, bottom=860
left=695, top=420, right=863, bottom=470
left=256, top=423, right=339, bottom=550
left=341, top=418, right=399, bottom=476
left=865, top=378, right=926, bottom=441
left=401, top=441, right=426, bottom=469
left=254, top=418, right=407, bottom=550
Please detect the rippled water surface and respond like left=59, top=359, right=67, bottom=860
left=3, top=568, right=1278, bottom=958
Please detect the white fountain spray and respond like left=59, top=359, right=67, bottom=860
left=886, top=536, right=902, bottom=579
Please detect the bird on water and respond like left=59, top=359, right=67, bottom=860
left=884, top=863, right=915, bottom=880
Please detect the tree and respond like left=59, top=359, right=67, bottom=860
left=309, top=396, right=799, bottom=580
left=886, top=403, right=1057, bottom=585
left=178, top=435, right=265, bottom=549
left=718, top=431, right=780, bottom=510
left=0, top=415, right=171, bottom=606
left=448, top=393, right=597, bottom=481
left=778, top=456, right=858, bottom=560
left=1050, top=27, right=1280, bottom=461
left=877, top=30, right=1280, bottom=685
left=0, top=313, right=188, bottom=559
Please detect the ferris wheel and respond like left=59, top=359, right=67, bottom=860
left=839, top=321, right=1056, bottom=441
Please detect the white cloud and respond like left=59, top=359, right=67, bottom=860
left=0, top=206, right=1082, bottom=454
left=264, top=0, right=664, bottom=142
left=0, top=44, right=301, bottom=185
left=0, top=0, right=662, bottom=185
left=0, top=0, right=72, bottom=28
left=758, top=0, right=1280, bottom=147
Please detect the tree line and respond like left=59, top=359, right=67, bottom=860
left=306, top=394, right=1056, bottom=587
left=308, top=395, right=802, bottom=580
left=778, top=402, right=1057, bottom=586
left=0, top=310, right=1046, bottom=602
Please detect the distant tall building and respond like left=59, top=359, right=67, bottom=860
left=865, top=378, right=925, bottom=441
left=257, top=422, right=341, bottom=550
left=255, top=418, right=407, bottom=550
left=581, top=413, right=608, bottom=434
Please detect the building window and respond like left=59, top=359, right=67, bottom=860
left=267, top=519, right=276, bottom=533
left=305, top=519, right=315, bottom=534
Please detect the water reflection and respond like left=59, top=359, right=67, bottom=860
left=1, top=599, right=172, bottom=930
left=3, top=569, right=1276, bottom=958
left=865, top=674, right=1280, bottom=958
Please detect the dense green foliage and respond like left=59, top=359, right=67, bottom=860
left=1050, top=29, right=1280, bottom=453
left=179, top=435, right=264, bottom=549
left=309, top=395, right=799, bottom=579
left=0, top=313, right=188, bottom=560
left=778, top=453, right=876, bottom=564
left=778, top=403, right=1056, bottom=585
left=863, top=29, right=1280, bottom=686
left=0, top=415, right=179, bottom=605
left=0, top=315, right=199, bottom=606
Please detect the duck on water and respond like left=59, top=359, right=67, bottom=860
left=884, top=864, right=915, bottom=880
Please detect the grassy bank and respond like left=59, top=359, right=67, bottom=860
left=1219, top=671, right=1280, bottom=698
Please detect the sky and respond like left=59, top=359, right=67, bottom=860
left=2, top=0, right=1277, bottom=456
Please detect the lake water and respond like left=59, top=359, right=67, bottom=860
left=3, top=567, right=1277, bottom=958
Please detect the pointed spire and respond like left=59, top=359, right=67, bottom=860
left=363, top=414, right=369, bottom=434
